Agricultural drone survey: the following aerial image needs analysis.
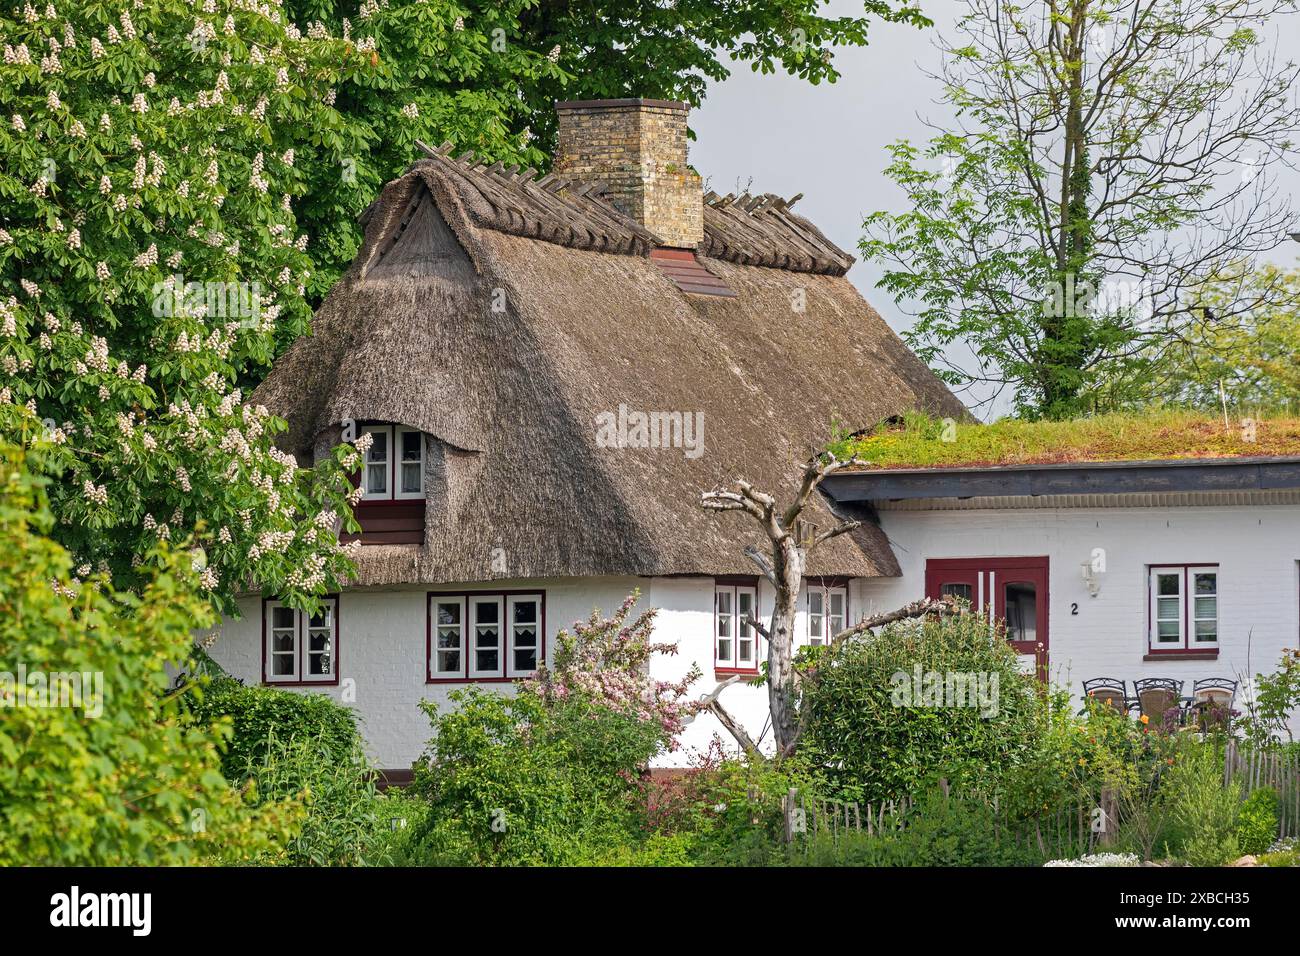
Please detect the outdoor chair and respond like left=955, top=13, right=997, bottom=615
left=1081, top=677, right=1129, bottom=714
left=1132, top=678, right=1183, bottom=725
left=1189, top=677, right=1237, bottom=732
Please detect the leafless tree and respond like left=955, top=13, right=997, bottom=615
left=698, top=451, right=957, bottom=758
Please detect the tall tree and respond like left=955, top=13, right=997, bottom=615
left=0, top=0, right=370, bottom=609
left=279, top=0, right=934, bottom=296
left=862, top=0, right=1300, bottom=418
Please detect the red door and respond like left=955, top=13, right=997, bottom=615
left=925, top=557, right=1049, bottom=679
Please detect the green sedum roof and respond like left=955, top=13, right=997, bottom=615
left=833, top=411, right=1300, bottom=471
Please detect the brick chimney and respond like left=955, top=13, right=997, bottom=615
left=554, top=98, right=703, bottom=249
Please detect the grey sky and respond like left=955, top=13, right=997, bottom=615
left=689, top=0, right=1300, bottom=419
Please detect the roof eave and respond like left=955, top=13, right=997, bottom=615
left=821, top=456, right=1300, bottom=502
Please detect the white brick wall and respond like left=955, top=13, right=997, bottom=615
left=206, top=502, right=1299, bottom=769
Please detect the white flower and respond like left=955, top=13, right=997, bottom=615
left=400, top=102, right=419, bottom=120
left=10, top=114, right=24, bottom=132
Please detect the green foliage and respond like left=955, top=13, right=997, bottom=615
left=0, top=414, right=301, bottom=864
left=795, top=610, right=1040, bottom=802
left=1165, top=743, right=1241, bottom=866
left=1240, top=648, right=1300, bottom=749
left=832, top=410, right=1300, bottom=470
left=408, top=688, right=660, bottom=865
left=860, top=0, right=1300, bottom=417
left=187, top=680, right=363, bottom=780
left=0, top=0, right=369, bottom=613
left=787, top=793, right=1044, bottom=867
left=1101, top=265, right=1300, bottom=413
left=282, top=0, right=933, bottom=296
left=1236, top=788, right=1280, bottom=857
left=238, top=728, right=391, bottom=866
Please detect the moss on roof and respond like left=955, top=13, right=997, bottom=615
left=832, top=411, right=1300, bottom=471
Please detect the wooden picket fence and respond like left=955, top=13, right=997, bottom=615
left=780, top=779, right=1100, bottom=860
left=1224, top=740, right=1300, bottom=839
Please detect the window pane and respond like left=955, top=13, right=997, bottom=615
left=437, top=628, right=461, bottom=649
left=272, top=606, right=295, bottom=629
left=1194, top=620, right=1218, bottom=642
left=272, top=631, right=294, bottom=652
left=476, top=649, right=499, bottom=671
left=1003, top=582, right=1037, bottom=642
left=401, top=431, right=421, bottom=461
left=1194, top=573, right=1216, bottom=595
left=1157, top=620, right=1180, bottom=640
left=1157, top=573, right=1180, bottom=596
left=514, top=626, right=537, bottom=648
left=738, top=639, right=753, bottom=663
left=717, top=614, right=731, bottom=638
left=514, top=648, right=537, bottom=672
left=475, top=602, right=499, bottom=625
left=308, top=649, right=331, bottom=675
left=940, top=583, right=972, bottom=602
left=367, top=430, right=387, bottom=462
left=437, top=603, right=460, bottom=626
left=438, top=650, right=460, bottom=672
left=809, top=592, right=823, bottom=615
left=716, top=591, right=732, bottom=614
left=309, top=607, right=332, bottom=629
left=366, top=463, right=387, bottom=494
left=475, top=626, right=499, bottom=648
left=1156, top=596, right=1180, bottom=620
left=272, top=653, right=295, bottom=676
left=809, top=614, right=824, bottom=640
left=513, top=601, right=538, bottom=625
left=401, top=462, right=421, bottom=494
left=717, top=638, right=732, bottom=660
left=1194, top=596, right=1217, bottom=620
left=830, top=593, right=844, bottom=617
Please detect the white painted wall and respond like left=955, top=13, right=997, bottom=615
left=205, top=502, right=1300, bottom=770
left=206, top=575, right=798, bottom=770
left=859, top=504, right=1300, bottom=724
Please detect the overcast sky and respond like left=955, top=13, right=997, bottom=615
left=689, top=0, right=1300, bottom=419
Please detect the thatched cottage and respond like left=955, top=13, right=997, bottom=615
left=207, top=99, right=1300, bottom=771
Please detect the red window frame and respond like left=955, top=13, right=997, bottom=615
left=260, top=594, right=341, bottom=686
left=1146, top=563, right=1220, bottom=658
left=426, top=590, right=546, bottom=683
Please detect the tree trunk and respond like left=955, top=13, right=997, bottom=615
left=767, top=537, right=805, bottom=756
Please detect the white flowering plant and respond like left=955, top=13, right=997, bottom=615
left=0, top=0, right=374, bottom=612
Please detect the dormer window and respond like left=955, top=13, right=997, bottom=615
left=343, top=422, right=427, bottom=545
left=360, top=424, right=424, bottom=501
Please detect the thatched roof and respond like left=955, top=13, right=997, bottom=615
left=254, top=146, right=968, bottom=587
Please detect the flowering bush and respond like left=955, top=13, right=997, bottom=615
left=0, top=0, right=376, bottom=610
left=526, top=590, right=701, bottom=749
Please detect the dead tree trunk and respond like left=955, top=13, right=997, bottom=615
left=700, top=451, right=957, bottom=759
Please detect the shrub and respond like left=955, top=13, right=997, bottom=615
left=0, top=423, right=300, bottom=865
left=240, top=729, right=391, bottom=866
left=1165, top=743, right=1241, bottom=866
left=188, top=682, right=364, bottom=780
left=1236, top=788, right=1280, bottom=856
left=796, top=610, right=1041, bottom=802
left=408, top=689, right=659, bottom=866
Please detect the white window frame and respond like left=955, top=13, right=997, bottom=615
left=507, top=594, right=542, bottom=678
left=360, top=424, right=392, bottom=501
left=1189, top=566, right=1219, bottom=649
left=807, top=584, right=847, bottom=646
left=395, top=426, right=425, bottom=500
left=1148, top=565, right=1219, bottom=651
left=265, top=600, right=299, bottom=683
left=360, top=424, right=424, bottom=501
left=715, top=583, right=759, bottom=672
left=264, top=597, right=338, bottom=684
left=430, top=595, right=466, bottom=680
left=469, top=594, right=505, bottom=679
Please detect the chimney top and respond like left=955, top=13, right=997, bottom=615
left=553, top=98, right=703, bottom=249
